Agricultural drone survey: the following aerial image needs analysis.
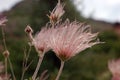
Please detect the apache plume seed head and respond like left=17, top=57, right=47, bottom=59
left=49, top=20, right=100, bottom=61
left=47, top=0, right=65, bottom=24
left=108, top=59, right=120, bottom=80
left=33, top=26, right=52, bottom=56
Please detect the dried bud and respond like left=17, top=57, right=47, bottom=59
left=47, top=0, right=65, bottom=24
left=25, top=25, right=33, bottom=34
left=3, top=50, right=10, bottom=58
left=25, top=25, right=34, bottom=45
left=48, top=14, right=58, bottom=23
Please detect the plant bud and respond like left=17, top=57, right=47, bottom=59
left=25, top=25, right=33, bottom=34
left=3, top=50, right=10, bottom=58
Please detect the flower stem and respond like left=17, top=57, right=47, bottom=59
left=8, top=57, right=16, bottom=80
left=1, top=27, right=7, bottom=50
left=21, top=69, right=25, bottom=80
left=55, top=61, right=65, bottom=80
left=32, top=54, right=44, bottom=80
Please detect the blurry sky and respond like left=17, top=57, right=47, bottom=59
left=0, top=0, right=22, bottom=12
left=73, top=0, right=120, bottom=23
left=0, top=0, right=120, bottom=23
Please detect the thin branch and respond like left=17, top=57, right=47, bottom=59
left=25, top=45, right=32, bottom=65
left=39, top=70, right=49, bottom=80
left=21, top=45, right=32, bottom=80
left=25, top=60, right=33, bottom=71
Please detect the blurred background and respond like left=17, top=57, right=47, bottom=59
left=0, top=0, right=120, bottom=80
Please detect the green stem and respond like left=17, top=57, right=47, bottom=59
left=8, top=57, right=16, bottom=80
left=21, top=69, right=25, bottom=80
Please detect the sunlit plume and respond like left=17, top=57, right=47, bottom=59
left=49, top=19, right=100, bottom=61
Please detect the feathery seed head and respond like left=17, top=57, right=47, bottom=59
left=33, top=27, right=52, bottom=56
left=49, top=20, right=100, bottom=61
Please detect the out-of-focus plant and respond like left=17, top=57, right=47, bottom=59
left=0, top=15, right=16, bottom=80
left=0, top=0, right=101, bottom=80
left=108, top=59, right=120, bottom=80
